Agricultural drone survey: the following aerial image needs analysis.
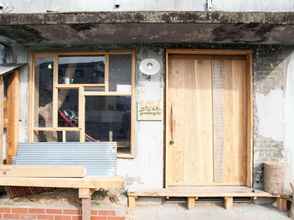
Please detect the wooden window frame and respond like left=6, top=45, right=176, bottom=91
left=165, top=49, right=253, bottom=187
left=28, top=50, right=136, bottom=158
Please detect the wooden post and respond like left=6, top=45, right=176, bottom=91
left=7, top=70, right=20, bottom=163
left=79, top=188, right=91, bottom=220
left=128, top=195, right=136, bottom=208
left=277, top=197, right=288, bottom=212
left=0, top=76, right=4, bottom=164
left=224, top=197, right=233, bottom=209
left=187, top=197, right=196, bottom=209
left=289, top=183, right=294, bottom=218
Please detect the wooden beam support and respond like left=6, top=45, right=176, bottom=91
left=187, top=197, right=196, bottom=209
left=128, top=195, right=136, bottom=208
left=0, top=76, right=4, bottom=164
left=224, top=197, right=233, bottom=209
left=0, top=176, right=124, bottom=189
left=277, top=197, right=288, bottom=212
left=0, top=165, right=86, bottom=178
left=7, top=70, right=20, bottom=163
left=81, top=198, right=91, bottom=220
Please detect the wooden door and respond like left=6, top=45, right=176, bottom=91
left=166, top=54, right=248, bottom=186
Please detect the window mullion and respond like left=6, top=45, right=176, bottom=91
left=52, top=55, right=58, bottom=128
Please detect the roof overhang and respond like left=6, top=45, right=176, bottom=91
left=0, top=11, right=294, bottom=46
left=0, top=63, right=26, bottom=76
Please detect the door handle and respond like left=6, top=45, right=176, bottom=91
left=170, top=103, right=175, bottom=145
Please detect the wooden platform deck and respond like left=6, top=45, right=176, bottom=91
left=128, top=187, right=283, bottom=210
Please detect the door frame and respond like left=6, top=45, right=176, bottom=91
left=164, top=49, right=253, bottom=188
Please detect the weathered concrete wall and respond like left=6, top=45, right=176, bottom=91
left=253, top=46, right=294, bottom=191
left=117, top=47, right=164, bottom=189
left=1, top=42, right=293, bottom=191
left=0, top=0, right=293, bottom=13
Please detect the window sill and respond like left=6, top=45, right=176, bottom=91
left=117, top=153, right=135, bottom=159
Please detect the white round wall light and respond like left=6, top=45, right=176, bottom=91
left=139, top=58, right=161, bottom=76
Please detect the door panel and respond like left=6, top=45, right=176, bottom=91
left=166, top=54, right=248, bottom=187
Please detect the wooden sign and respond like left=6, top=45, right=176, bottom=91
left=137, top=101, right=162, bottom=121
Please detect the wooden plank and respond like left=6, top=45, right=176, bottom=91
left=223, top=58, right=247, bottom=185
left=130, top=49, right=136, bottom=156
left=224, top=197, right=233, bottom=209
left=246, top=53, right=253, bottom=187
left=166, top=55, right=214, bottom=186
left=187, top=197, right=196, bottom=209
left=212, top=59, right=225, bottom=183
left=52, top=55, right=58, bottom=128
left=166, top=49, right=252, bottom=56
left=79, top=188, right=91, bottom=198
left=79, top=87, right=85, bottom=142
left=0, top=176, right=124, bottom=189
left=81, top=198, right=91, bottom=220
left=128, top=195, right=136, bottom=208
left=28, top=53, right=35, bottom=143
left=0, top=165, right=86, bottom=178
left=0, top=76, right=4, bottom=164
left=7, top=70, right=20, bottom=163
left=128, top=188, right=275, bottom=198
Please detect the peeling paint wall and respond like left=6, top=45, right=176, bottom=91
left=253, top=46, right=294, bottom=191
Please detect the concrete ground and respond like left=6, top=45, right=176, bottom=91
left=127, top=201, right=290, bottom=220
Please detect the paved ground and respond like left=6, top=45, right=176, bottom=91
left=127, top=201, right=290, bottom=220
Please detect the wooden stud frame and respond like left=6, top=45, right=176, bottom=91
left=165, top=49, right=253, bottom=188
left=29, top=50, right=136, bottom=158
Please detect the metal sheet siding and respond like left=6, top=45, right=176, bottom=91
left=14, top=142, right=117, bottom=176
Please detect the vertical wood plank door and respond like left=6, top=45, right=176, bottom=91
left=166, top=54, right=249, bottom=186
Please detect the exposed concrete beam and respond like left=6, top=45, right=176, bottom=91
left=0, top=11, right=294, bottom=26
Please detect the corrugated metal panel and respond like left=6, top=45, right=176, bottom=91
left=14, top=142, right=117, bottom=176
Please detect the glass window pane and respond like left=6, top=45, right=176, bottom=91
left=34, top=57, right=53, bottom=127
left=34, top=131, right=62, bottom=142
left=66, top=131, right=80, bottom=142
left=85, top=96, right=131, bottom=151
left=58, top=89, right=79, bottom=127
left=109, top=54, right=132, bottom=92
left=58, top=56, right=105, bottom=84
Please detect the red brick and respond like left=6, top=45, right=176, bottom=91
left=0, top=208, right=11, bottom=213
left=63, top=210, right=80, bottom=215
left=12, top=208, right=28, bottom=214
left=29, top=209, right=45, bottom=214
left=37, top=215, right=54, bottom=220
left=108, top=217, right=125, bottom=220
left=54, top=216, right=71, bottom=220
left=91, top=217, right=107, bottom=220
left=3, top=213, right=19, bottom=219
left=46, top=209, right=62, bottom=214
left=98, top=211, right=115, bottom=216
left=71, top=216, right=82, bottom=220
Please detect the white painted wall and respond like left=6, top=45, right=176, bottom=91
left=0, top=0, right=294, bottom=13
left=285, top=52, right=294, bottom=193
left=117, top=47, right=164, bottom=190
left=256, top=90, right=284, bottom=142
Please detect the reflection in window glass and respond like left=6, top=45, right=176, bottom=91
left=58, top=56, right=105, bottom=84
left=58, top=89, right=79, bottom=127
left=66, top=131, right=80, bottom=142
left=85, top=96, right=131, bottom=151
left=34, top=131, right=62, bottom=142
left=109, top=54, right=132, bottom=92
left=34, top=57, right=53, bottom=127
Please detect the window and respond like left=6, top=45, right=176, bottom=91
left=30, top=51, right=135, bottom=156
